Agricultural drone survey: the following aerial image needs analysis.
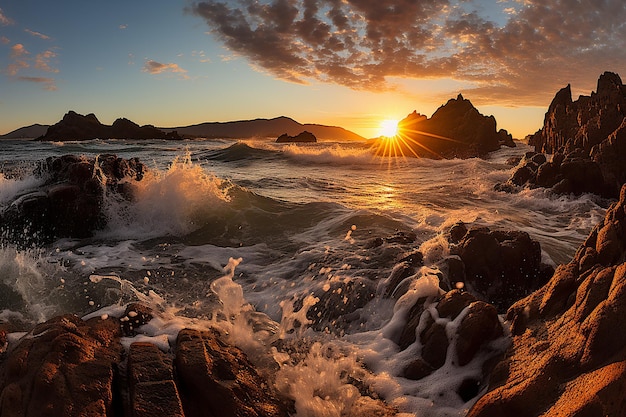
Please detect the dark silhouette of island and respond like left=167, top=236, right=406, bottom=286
left=370, top=94, right=514, bottom=158
left=275, top=131, right=317, bottom=143
left=35, top=111, right=181, bottom=141
left=2, top=115, right=365, bottom=141
left=164, top=116, right=363, bottom=141
left=0, top=124, right=49, bottom=139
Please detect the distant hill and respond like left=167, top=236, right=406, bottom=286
left=0, top=124, right=49, bottom=139
left=163, top=116, right=365, bottom=141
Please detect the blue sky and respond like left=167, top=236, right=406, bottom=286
left=2, top=0, right=626, bottom=138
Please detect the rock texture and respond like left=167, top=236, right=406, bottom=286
left=0, top=310, right=291, bottom=417
left=275, top=131, right=317, bottom=143
left=517, top=72, right=626, bottom=197
left=37, top=111, right=180, bottom=141
left=444, top=222, right=554, bottom=312
left=371, top=94, right=514, bottom=159
left=0, top=154, right=145, bottom=245
left=468, top=184, right=626, bottom=417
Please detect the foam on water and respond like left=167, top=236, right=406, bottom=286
left=101, top=153, right=231, bottom=239
left=0, top=139, right=612, bottom=416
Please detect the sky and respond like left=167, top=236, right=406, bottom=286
left=1, top=0, right=626, bottom=139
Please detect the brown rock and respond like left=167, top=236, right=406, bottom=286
left=175, top=328, right=290, bottom=417
left=127, top=342, right=184, bottom=417
left=468, top=184, right=626, bottom=416
left=0, top=315, right=124, bottom=417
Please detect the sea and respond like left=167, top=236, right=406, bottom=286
left=0, top=138, right=610, bottom=416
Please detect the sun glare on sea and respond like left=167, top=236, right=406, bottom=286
left=379, top=119, right=399, bottom=137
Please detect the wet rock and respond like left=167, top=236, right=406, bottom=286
left=468, top=184, right=626, bottom=417
left=398, top=290, right=506, bottom=391
left=175, top=328, right=290, bottom=417
left=0, top=308, right=292, bottom=417
left=448, top=225, right=554, bottom=312
left=0, top=154, right=146, bottom=245
left=127, top=342, right=184, bottom=417
left=455, top=301, right=503, bottom=366
left=120, top=303, right=154, bottom=336
left=307, top=277, right=376, bottom=330
left=0, top=314, right=124, bottom=417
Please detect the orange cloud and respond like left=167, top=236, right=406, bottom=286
left=191, top=0, right=626, bottom=105
left=0, top=8, right=13, bottom=26
left=142, top=60, right=189, bottom=78
left=34, top=50, right=59, bottom=73
left=7, top=44, right=29, bottom=76
left=18, top=76, right=57, bottom=91
left=25, top=29, right=51, bottom=40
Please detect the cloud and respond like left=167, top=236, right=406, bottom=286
left=7, top=43, right=29, bottom=76
left=17, top=76, right=57, bottom=91
left=34, top=50, right=59, bottom=73
left=142, top=59, right=189, bottom=78
left=5, top=43, right=59, bottom=89
left=0, top=8, right=13, bottom=26
left=25, top=29, right=51, bottom=40
left=190, top=0, right=626, bottom=105
left=120, top=24, right=128, bottom=30
left=0, top=36, right=9, bottom=44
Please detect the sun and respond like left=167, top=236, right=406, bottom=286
left=378, top=119, right=399, bottom=137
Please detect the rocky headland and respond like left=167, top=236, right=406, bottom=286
left=371, top=94, right=514, bottom=159
left=37, top=111, right=181, bottom=141
left=498, top=72, right=626, bottom=198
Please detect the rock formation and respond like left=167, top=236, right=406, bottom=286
left=275, top=131, right=317, bottom=143
left=371, top=94, right=514, bottom=159
left=511, top=72, right=626, bottom=197
left=468, top=184, right=626, bottom=416
left=37, top=111, right=181, bottom=141
left=0, top=154, right=145, bottom=245
left=444, top=222, right=554, bottom=313
left=0, top=304, right=291, bottom=417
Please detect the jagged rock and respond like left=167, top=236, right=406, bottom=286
left=37, top=111, right=180, bottom=141
left=371, top=94, right=514, bottom=158
left=275, top=131, right=316, bottom=143
left=524, top=72, right=626, bottom=197
left=468, top=184, right=626, bottom=417
left=446, top=224, right=554, bottom=312
left=0, top=154, right=145, bottom=245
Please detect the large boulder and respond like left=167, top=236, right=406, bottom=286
left=444, top=223, right=554, bottom=312
left=0, top=314, right=124, bottom=417
left=37, top=111, right=180, bottom=141
left=0, top=154, right=145, bottom=245
left=275, top=131, right=316, bottom=143
left=468, top=184, right=626, bottom=416
left=371, top=94, right=514, bottom=159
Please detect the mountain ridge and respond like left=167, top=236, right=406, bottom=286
left=1, top=115, right=365, bottom=141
